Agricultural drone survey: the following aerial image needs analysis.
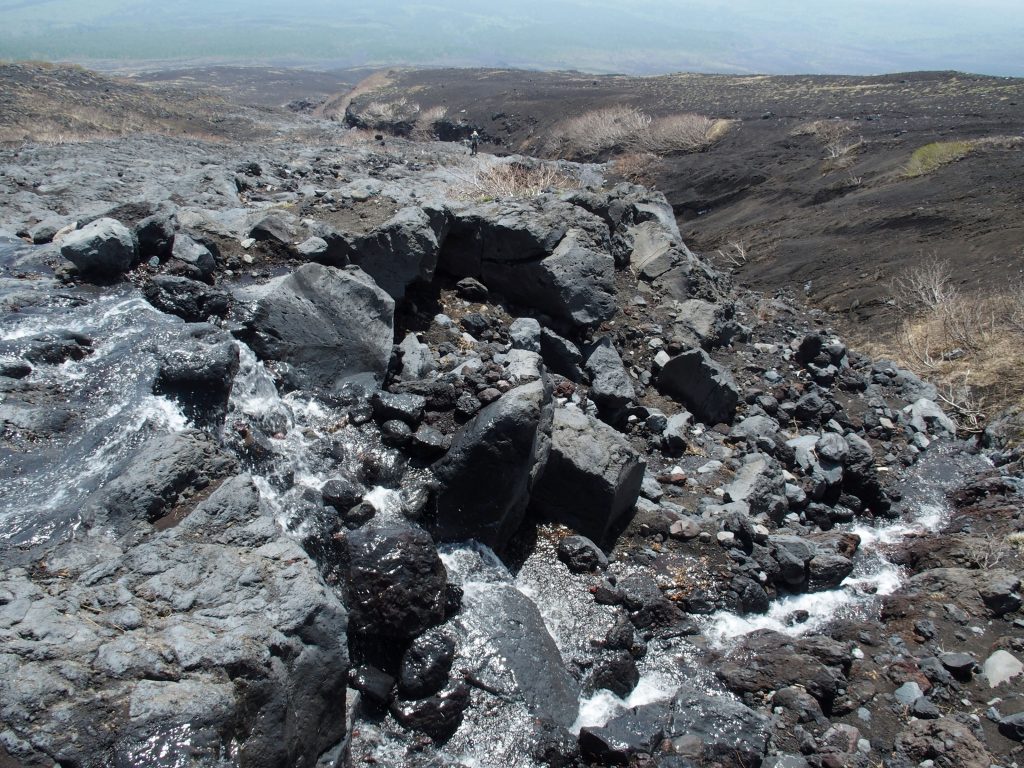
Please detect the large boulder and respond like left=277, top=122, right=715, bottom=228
left=671, top=298, right=744, bottom=350
left=454, top=580, right=580, bottom=729
left=60, top=217, right=138, bottom=278
left=340, top=522, right=448, bottom=642
left=530, top=406, right=645, bottom=543
left=0, top=475, right=350, bottom=768
left=143, top=274, right=231, bottom=322
left=335, top=206, right=446, bottom=300
left=484, top=229, right=615, bottom=329
left=900, top=567, right=1022, bottom=617
left=657, top=348, right=739, bottom=425
left=154, top=325, right=239, bottom=430
left=666, top=684, right=770, bottom=766
left=439, top=200, right=615, bottom=328
left=244, top=263, right=395, bottom=391
left=892, top=717, right=994, bottom=768
left=717, top=630, right=851, bottom=711
left=578, top=683, right=769, bottom=766
left=432, top=378, right=553, bottom=549
left=584, top=336, right=636, bottom=419
left=722, top=453, right=786, bottom=519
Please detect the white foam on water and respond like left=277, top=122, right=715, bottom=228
left=571, top=672, right=679, bottom=734
left=363, top=485, right=403, bottom=519
left=133, top=395, right=190, bottom=433
left=704, top=501, right=951, bottom=647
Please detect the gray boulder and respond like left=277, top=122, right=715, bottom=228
left=245, top=263, right=395, bottom=391
left=584, top=336, right=636, bottom=417
left=154, top=326, right=240, bottom=430
left=136, top=210, right=175, bottom=260
left=440, top=200, right=615, bottom=328
left=903, top=397, right=957, bottom=436
left=530, top=406, right=645, bottom=543
left=397, top=332, right=437, bottom=381
left=510, top=317, right=542, bottom=353
left=486, top=229, right=616, bottom=328
left=169, top=233, right=217, bottom=282
left=722, top=454, right=786, bottom=519
left=341, top=206, right=445, bottom=300
left=667, top=684, right=770, bottom=766
left=657, top=348, right=739, bottom=425
left=432, top=378, right=553, bottom=549
left=60, top=217, right=138, bottom=278
left=143, top=274, right=230, bottom=322
left=454, top=579, right=580, bottom=729
left=82, top=431, right=236, bottom=530
left=671, top=298, right=743, bottom=349
left=540, top=328, right=584, bottom=382
left=0, top=475, right=349, bottom=768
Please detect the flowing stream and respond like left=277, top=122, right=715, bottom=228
left=0, top=242, right=989, bottom=767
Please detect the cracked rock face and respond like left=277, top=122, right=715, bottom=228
left=0, top=476, right=349, bottom=768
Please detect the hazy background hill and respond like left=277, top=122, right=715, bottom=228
left=1, top=0, right=1023, bottom=76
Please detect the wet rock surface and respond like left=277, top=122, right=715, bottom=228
left=0, top=131, right=1021, bottom=768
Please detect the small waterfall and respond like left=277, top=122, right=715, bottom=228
left=702, top=442, right=985, bottom=647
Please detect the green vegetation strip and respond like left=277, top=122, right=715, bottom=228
left=904, top=140, right=974, bottom=177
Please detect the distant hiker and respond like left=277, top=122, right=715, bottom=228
left=470, top=130, right=480, bottom=156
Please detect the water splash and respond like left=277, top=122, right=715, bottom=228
left=703, top=495, right=954, bottom=646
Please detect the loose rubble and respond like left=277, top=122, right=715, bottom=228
left=0, top=133, right=1021, bottom=768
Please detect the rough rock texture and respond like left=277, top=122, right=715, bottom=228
left=530, top=405, right=646, bottom=543
left=143, top=274, right=231, bottom=321
left=657, top=348, right=739, bottom=425
left=439, top=200, right=615, bottom=328
left=60, top=217, right=138, bottom=278
left=154, top=324, right=239, bottom=429
left=337, top=206, right=445, bottom=299
left=244, top=262, right=395, bottom=390
left=0, top=475, right=349, bottom=768
left=432, top=378, right=553, bottom=549
left=340, top=522, right=448, bottom=642
left=454, top=580, right=581, bottom=729
left=81, top=430, right=236, bottom=531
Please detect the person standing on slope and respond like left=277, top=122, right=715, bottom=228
left=470, top=130, right=480, bottom=156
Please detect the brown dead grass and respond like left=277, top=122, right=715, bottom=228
left=859, top=258, right=1024, bottom=434
left=452, top=159, right=582, bottom=200
left=0, top=62, right=265, bottom=146
left=543, top=105, right=731, bottom=160
left=610, top=152, right=663, bottom=185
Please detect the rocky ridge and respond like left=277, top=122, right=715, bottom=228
left=0, top=133, right=1022, bottom=768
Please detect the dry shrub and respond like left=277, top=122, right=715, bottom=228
left=793, top=119, right=863, bottom=166
left=453, top=160, right=581, bottom=200
left=546, top=107, right=728, bottom=159
left=640, top=114, right=730, bottom=153
left=544, top=105, right=650, bottom=157
left=610, top=152, right=662, bottom=185
left=877, top=258, right=1024, bottom=433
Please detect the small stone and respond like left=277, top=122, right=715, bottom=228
left=557, top=535, right=609, bottom=573
left=893, top=681, right=923, bottom=707
left=669, top=518, right=701, bottom=540
left=983, top=649, right=1024, bottom=688
left=911, top=697, right=941, bottom=719
left=939, top=652, right=977, bottom=680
